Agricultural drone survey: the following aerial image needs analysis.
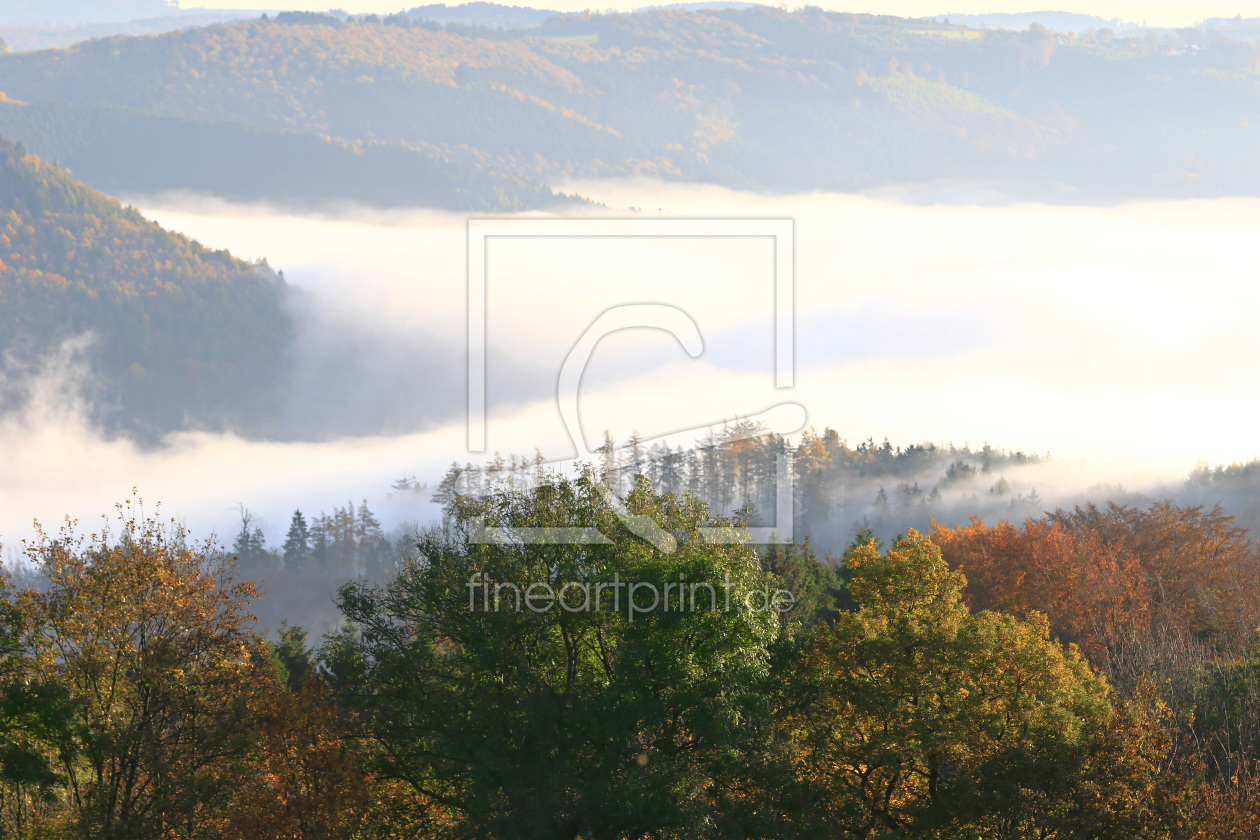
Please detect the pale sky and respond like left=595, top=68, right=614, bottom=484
left=192, top=0, right=1260, bottom=29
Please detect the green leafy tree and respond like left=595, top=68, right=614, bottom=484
left=0, top=570, right=75, bottom=835
left=334, top=474, right=782, bottom=839
left=760, top=539, right=843, bottom=628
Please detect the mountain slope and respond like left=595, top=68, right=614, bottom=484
left=1, top=8, right=1259, bottom=198
left=0, top=99, right=571, bottom=211
left=0, top=134, right=290, bottom=439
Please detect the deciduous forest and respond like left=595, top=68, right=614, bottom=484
left=8, top=472, right=1260, bottom=837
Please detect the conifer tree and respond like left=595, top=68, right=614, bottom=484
left=282, top=510, right=311, bottom=571
left=355, top=500, right=388, bottom=579
left=233, top=508, right=272, bottom=571
left=309, top=514, right=331, bottom=572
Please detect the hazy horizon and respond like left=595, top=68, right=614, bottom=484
left=180, top=0, right=1260, bottom=29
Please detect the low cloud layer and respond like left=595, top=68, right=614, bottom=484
left=4, top=183, right=1258, bottom=552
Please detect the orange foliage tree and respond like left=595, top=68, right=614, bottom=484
left=932, top=502, right=1260, bottom=686
left=931, top=515, right=1148, bottom=668
left=212, top=682, right=375, bottom=840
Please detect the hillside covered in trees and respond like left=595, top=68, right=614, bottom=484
left=0, top=135, right=290, bottom=439
left=1, top=8, right=1259, bottom=201
left=0, top=99, right=574, bottom=211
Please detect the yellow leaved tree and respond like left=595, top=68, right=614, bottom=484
left=765, top=532, right=1192, bottom=838
left=25, top=499, right=273, bottom=840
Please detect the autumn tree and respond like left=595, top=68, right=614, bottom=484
left=934, top=502, right=1260, bottom=691
left=25, top=500, right=275, bottom=840
left=211, top=623, right=377, bottom=840
left=1051, top=502, right=1260, bottom=659
left=763, top=532, right=1190, bottom=838
left=932, top=515, right=1149, bottom=669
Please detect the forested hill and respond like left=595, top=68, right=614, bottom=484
left=0, top=14, right=577, bottom=211
left=1, top=8, right=1259, bottom=199
left=0, top=135, right=291, bottom=439
left=0, top=99, right=573, bottom=212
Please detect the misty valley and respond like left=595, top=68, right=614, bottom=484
left=5, top=2, right=1260, bottom=837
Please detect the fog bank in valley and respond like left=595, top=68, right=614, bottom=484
left=5, top=183, right=1260, bottom=609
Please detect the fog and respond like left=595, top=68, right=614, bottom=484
left=4, top=182, right=1260, bottom=568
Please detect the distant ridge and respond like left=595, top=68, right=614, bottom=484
left=3, top=7, right=1260, bottom=203
left=406, top=3, right=558, bottom=29
left=642, top=2, right=765, bottom=11
left=928, top=11, right=1137, bottom=33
